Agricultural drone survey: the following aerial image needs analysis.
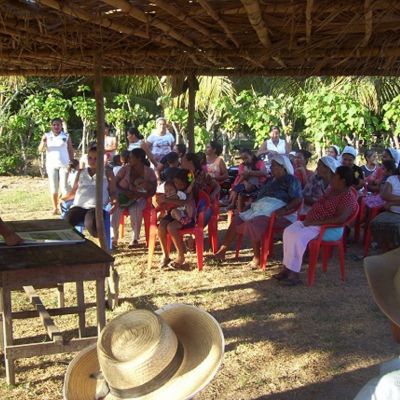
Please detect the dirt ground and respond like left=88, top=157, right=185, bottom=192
left=0, top=176, right=398, bottom=400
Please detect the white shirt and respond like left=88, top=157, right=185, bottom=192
left=128, top=140, right=142, bottom=151
left=266, top=138, right=286, bottom=154
left=73, top=168, right=109, bottom=209
left=387, top=175, right=400, bottom=214
left=45, top=131, right=70, bottom=168
left=146, top=131, right=174, bottom=161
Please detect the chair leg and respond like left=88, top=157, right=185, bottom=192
left=307, top=242, right=319, bottom=286
left=208, top=221, right=218, bottom=254
left=147, top=225, right=157, bottom=269
left=321, top=246, right=333, bottom=272
left=195, top=231, right=204, bottom=271
left=235, top=233, right=243, bottom=259
left=144, top=213, right=150, bottom=246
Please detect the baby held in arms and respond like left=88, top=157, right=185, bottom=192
left=164, top=180, right=193, bottom=225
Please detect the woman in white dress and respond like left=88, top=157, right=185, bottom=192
left=38, top=118, right=74, bottom=214
left=257, top=126, right=291, bottom=157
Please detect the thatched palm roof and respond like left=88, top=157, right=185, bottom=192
left=1, top=0, right=400, bottom=76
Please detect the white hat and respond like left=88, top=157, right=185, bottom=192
left=271, top=154, right=294, bottom=175
left=63, top=304, right=224, bottom=400
left=341, top=145, right=358, bottom=158
left=386, top=148, right=400, bottom=167
left=320, top=156, right=339, bottom=174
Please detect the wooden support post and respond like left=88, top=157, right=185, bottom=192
left=187, top=74, right=197, bottom=152
left=93, top=64, right=107, bottom=252
left=76, top=281, right=86, bottom=338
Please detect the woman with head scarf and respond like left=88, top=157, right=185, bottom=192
left=215, top=155, right=302, bottom=269
left=341, top=145, right=364, bottom=190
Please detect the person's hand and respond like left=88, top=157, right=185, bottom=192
left=4, top=231, right=22, bottom=246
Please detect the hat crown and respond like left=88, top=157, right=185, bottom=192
left=97, top=310, right=179, bottom=391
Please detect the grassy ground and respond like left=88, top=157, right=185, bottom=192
left=0, top=176, right=398, bottom=400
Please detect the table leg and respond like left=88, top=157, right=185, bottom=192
left=76, top=281, right=86, bottom=338
left=2, top=287, right=15, bottom=385
left=96, top=278, right=106, bottom=333
left=57, top=283, right=65, bottom=308
left=0, top=287, right=3, bottom=352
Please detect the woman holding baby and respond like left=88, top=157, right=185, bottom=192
left=111, top=148, right=157, bottom=247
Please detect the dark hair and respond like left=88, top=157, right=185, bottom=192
left=127, top=126, right=144, bottom=140
left=209, top=141, right=223, bottom=156
left=382, top=160, right=398, bottom=175
left=174, top=168, right=191, bottom=189
left=329, top=146, right=339, bottom=156
left=196, top=151, right=206, bottom=166
left=335, top=165, right=357, bottom=187
left=239, top=148, right=258, bottom=170
left=130, top=148, right=149, bottom=166
left=51, top=117, right=63, bottom=124
left=270, top=126, right=281, bottom=133
left=88, top=145, right=97, bottom=153
left=166, top=151, right=179, bottom=164
left=296, top=149, right=312, bottom=162
left=112, top=154, right=121, bottom=165
left=384, top=148, right=395, bottom=161
left=364, top=149, right=376, bottom=160
left=184, top=152, right=202, bottom=172
left=120, top=150, right=130, bottom=161
left=175, top=143, right=187, bottom=156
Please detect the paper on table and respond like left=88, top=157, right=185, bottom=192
left=0, top=229, right=85, bottom=246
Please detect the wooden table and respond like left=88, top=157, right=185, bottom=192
left=0, top=219, right=113, bottom=385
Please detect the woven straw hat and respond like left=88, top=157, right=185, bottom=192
left=63, top=304, right=224, bottom=400
left=364, top=248, right=400, bottom=328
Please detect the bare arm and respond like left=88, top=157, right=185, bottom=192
left=275, top=197, right=302, bottom=217
left=38, top=134, right=47, bottom=153
left=141, top=141, right=158, bottom=167
left=217, top=158, right=229, bottom=182
left=256, top=141, right=268, bottom=157
left=60, top=170, right=81, bottom=201
left=304, top=202, right=353, bottom=226
left=285, top=140, right=292, bottom=154
left=67, top=136, right=74, bottom=164
left=381, top=181, right=400, bottom=204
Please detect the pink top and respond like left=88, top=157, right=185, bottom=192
left=233, top=160, right=267, bottom=186
left=307, top=188, right=357, bottom=221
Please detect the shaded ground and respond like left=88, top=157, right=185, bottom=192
left=0, top=176, right=398, bottom=400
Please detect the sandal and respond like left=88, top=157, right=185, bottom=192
left=158, top=257, right=171, bottom=269
left=169, top=261, right=190, bottom=270
left=128, top=240, right=139, bottom=249
left=245, top=261, right=260, bottom=270
left=273, top=270, right=289, bottom=281
left=279, top=277, right=302, bottom=286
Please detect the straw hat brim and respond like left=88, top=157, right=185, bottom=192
left=63, top=304, right=224, bottom=400
left=364, top=247, right=400, bottom=327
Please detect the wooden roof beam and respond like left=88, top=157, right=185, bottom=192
left=197, top=0, right=239, bottom=48
left=306, top=0, right=314, bottom=44
left=36, top=0, right=177, bottom=47
left=362, top=0, right=373, bottom=47
left=151, top=0, right=229, bottom=48
left=100, top=0, right=194, bottom=48
left=240, top=0, right=271, bottom=48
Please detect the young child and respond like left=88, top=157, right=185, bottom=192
left=164, top=180, right=193, bottom=225
left=228, top=148, right=267, bottom=211
left=113, top=150, right=130, bottom=176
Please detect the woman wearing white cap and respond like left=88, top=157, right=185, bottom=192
left=341, top=145, right=365, bottom=190
left=301, top=156, right=338, bottom=215
left=215, top=155, right=302, bottom=269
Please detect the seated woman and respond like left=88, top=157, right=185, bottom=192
left=205, top=141, right=229, bottom=185
left=111, top=148, right=157, bottom=248
left=361, top=149, right=378, bottom=183
left=63, top=146, right=117, bottom=238
left=294, top=149, right=313, bottom=188
left=276, top=166, right=358, bottom=286
left=370, top=165, right=400, bottom=252
left=257, top=126, right=291, bottom=157
left=341, top=145, right=365, bottom=190
left=367, top=148, right=399, bottom=193
left=157, top=169, right=198, bottom=269
left=215, top=155, right=302, bottom=269
left=301, top=156, right=338, bottom=215
left=228, top=148, right=268, bottom=211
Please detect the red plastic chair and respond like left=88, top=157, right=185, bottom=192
left=147, top=191, right=211, bottom=271
left=235, top=201, right=303, bottom=270
left=119, top=197, right=152, bottom=246
left=307, top=203, right=359, bottom=286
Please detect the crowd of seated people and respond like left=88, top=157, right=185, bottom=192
left=53, top=115, right=400, bottom=279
